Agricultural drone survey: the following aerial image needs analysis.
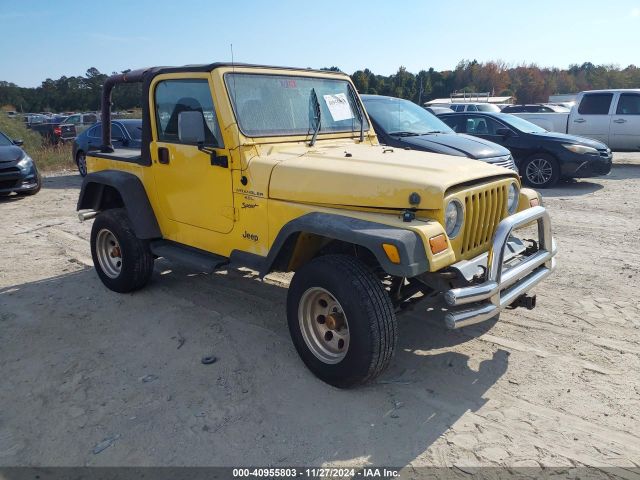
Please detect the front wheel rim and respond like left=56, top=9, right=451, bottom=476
left=298, top=287, right=350, bottom=364
left=525, top=158, right=553, bottom=185
left=95, top=228, right=122, bottom=279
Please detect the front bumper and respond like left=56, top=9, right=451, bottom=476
left=443, top=206, right=557, bottom=329
left=560, top=150, right=612, bottom=178
left=0, top=163, right=39, bottom=194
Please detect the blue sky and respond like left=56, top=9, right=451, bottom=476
left=1, top=0, right=639, bottom=87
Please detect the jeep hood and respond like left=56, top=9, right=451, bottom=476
left=268, top=143, right=517, bottom=210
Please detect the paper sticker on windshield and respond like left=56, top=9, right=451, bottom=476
left=323, top=93, right=354, bottom=122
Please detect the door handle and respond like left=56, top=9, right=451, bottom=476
left=613, top=119, right=627, bottom=124
left=573, top=118, right=586, bottom=123
left=158, top=147, right=170, bottom=164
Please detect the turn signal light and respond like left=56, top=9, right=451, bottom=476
left=530, top=198, right=540, bottom=207
left=382, top=243, right=401, bottom=264
left=429, top=234, right=448, bottom=254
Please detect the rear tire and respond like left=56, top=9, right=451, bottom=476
left=287, top=254, right=397, bottom=388
left=90, top=208, right=154, bottom=293
left=521, top=154, right=560, bottom=188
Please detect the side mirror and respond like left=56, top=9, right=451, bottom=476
left=178, top=111, right=205, bottom=144
left=496, top=127, right=513, bottom=137
left=12, top=139, right=24, bottom=146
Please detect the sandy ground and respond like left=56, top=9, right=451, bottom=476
left=1, top=155, right=639, bottom=470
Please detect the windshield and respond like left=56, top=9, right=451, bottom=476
left=123, top=122, right=142, bottom=140
left=546, top=104, right=570, bottom=112
left=0, top=131, right=12, bottom=146
left=499, top=113, right=547, bottom=133
left=475, top=104, right=501, bottom=112
left=225, top=73, right=368, bottom=138
left=363, top=97, right=453, bottom=135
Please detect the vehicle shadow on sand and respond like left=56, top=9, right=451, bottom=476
left=0, top=264, right=507, bottom=467
left=42, top=173, right=82, bottom=190
left=541, top=179, right=603, bottom=198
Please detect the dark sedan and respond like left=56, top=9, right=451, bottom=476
left=437, top=112, right=612, bottom=188
left=0, top=130, right=41, bottom=196
left=362, top=95, right=517, bottom=171
left=72, top=119, right=142, bottom=176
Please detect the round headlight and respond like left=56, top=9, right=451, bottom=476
left=507, top=182, right=519, bottom=214
left=444, top=200, right=463, bottom=238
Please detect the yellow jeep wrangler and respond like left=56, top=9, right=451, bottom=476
left=77, top=63, right=556, bottom=388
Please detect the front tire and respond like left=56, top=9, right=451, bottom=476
left=287, top=255, right=397, bottom=388
left=76, top=150, right=87, bottom=177
left=521, top=154, right=559, bottom=188
left=90, top=208, right=154, bottom=293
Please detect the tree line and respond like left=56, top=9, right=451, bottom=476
left=2, top=61, right=639, bottom=113
left=0, top=67, right=141, bottom=113
left=349, top=60, right=640, bottom=105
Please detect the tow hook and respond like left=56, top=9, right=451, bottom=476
left=514, top=294, right=536, bottom=310
left=524, top=239, right=539, bottom=256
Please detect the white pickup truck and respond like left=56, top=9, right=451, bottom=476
left=510, top=89, right=640, bottom=150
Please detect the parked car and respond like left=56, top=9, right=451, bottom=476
left=425, top=106, right=454, bottom=115
left=362, top=95, right=517, bottom=171
left=61, top=112, right=99, bottom=135
left=508, top=90, right=640, bottom=150
left=26, top=114, right=76, bottom=145
left=0, top=129, right=41, bottom=196
left=24, top=113, right=47, bottom=127
left=72, top=119, right=142, bottom=176
left=447, top=103, right=502, bottom=113
left=438, top=111, right=612, bottom=188
left=501, top=104, right=570, bottom=113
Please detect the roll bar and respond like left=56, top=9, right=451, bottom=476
left=100, top=68, right=150, bottom=153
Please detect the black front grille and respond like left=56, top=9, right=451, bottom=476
left=0, top=179, right=19, bottom=189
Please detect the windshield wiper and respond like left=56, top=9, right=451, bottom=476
left=309, top=88, right=321, bottom=147
left=389, top=131, right=421, bottom=137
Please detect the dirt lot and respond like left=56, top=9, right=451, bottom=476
left=1, top=155, right=639, bottom=470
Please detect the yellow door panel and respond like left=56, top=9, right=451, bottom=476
left=152, top=143, right=234, bottom=233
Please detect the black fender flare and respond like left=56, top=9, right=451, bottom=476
left=236, top=212, right=430, bottom=278
left=77, top=170, right=161, bottom=239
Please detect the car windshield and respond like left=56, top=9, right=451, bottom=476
left=475, top=104, right=501, bottom=112
left=123, top=122, right=142, bottom=140
left=499, top=113, right=547, bottom=133
left=225, top=73, right=368, bottom=137
left=363, top=97, right=453, bottom=135
left=546, top=104, right=570, bottom=112
left=0, top=131, right=12, bottom=146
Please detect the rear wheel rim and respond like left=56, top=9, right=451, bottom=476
left=298, top=287, right=350, bottom=364
left=525, top=158, right=553, bottom=185
left=77, top=153, right=87, bottom=176
left=96, top=228, right=122, bottom=279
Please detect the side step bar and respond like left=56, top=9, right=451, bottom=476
left=150, top=240, right=228, bottom=273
